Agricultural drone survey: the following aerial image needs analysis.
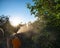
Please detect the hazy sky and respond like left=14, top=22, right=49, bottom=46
left=0, top=0, right=36, bottom=26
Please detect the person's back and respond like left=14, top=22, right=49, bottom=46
left=12, top=36, right=22, bottom=48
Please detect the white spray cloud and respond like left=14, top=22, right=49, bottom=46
left=17, top=23, right=33, bottom=33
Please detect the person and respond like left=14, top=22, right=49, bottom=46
left=12, top=36, right=22, bottom=48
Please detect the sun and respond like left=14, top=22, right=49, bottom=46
left=9, top=16, right=22, bottom=27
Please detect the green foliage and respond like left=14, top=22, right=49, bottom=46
left=0, top=15, right=20, bottom=37
left=27, top=0, right=60, bottom=48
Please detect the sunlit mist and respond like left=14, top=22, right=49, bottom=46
left=9, top=16, right=22, bottom=27
left=17, top=23, right=33, bottom=33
